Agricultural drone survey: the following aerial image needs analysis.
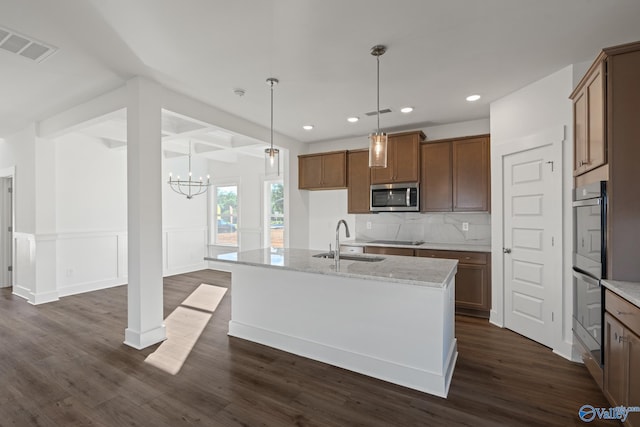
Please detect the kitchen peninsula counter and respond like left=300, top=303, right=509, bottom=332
left=205, top=248, right=458, bottom=398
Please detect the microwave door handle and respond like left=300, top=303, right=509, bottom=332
left=406, top=188, right=410, bottom=206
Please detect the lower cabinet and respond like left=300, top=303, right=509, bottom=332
left=363, top=246, right=491, bottom=318
left=416, top=249, right=491, bottom=318
left=604, top=290, right=640, bottom=427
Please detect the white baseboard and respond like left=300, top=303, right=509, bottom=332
left=164, top=262, right=208, bottom=277
left=58, top=277, right=127, bottom=297
left=124, top=325, right=167, bottom=350
left=228, top=320, right=455, bottom=398
left=12, top=285, right=32, bottom=302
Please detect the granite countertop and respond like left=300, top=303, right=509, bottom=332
left=205, top=248, right=458, bottom=288
left=342, top=239, right=492, bottom=253
left=601, top=279, right=640, bottom=308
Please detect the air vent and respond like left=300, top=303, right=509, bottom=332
left=0, top=26, right=57, bottom=63
left=365, top=108, right=393, bottom=116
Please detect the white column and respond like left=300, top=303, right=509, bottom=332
left=124, top=77, right=166, bottom=349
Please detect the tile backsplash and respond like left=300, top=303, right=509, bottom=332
left=355, top=212, right=491, bottom=246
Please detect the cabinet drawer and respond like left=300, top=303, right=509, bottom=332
left=606, top=290, right=640, bottom=334
left=415, top=249, right=487, bottom=265
left=364, top=246, right=415, bottom=256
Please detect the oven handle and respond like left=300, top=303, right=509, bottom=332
left=572, top=268, right=600, bottom=287
left=572, top=198, right=602, bottom=208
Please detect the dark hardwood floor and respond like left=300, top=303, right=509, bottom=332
left=0, top=270, right=617, bottom=426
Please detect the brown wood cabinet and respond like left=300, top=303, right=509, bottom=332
left=347, top=149, right=370, bottom=213
left=420, top=135, right=490, bottom=212
left=571, top=61, right=606, bottom=177
left=420, top=142, right=452, bottom=212
left=370, top=131, right=424, bottom=184
left=416, top=249, right=490, bottom=318
left=603, top=289, right=640, bottom=426
left=573, top=41, right=640, bottom=282
left=298, top=151, right=347, bottom=190
left=364, top=246, right=415, bottom=257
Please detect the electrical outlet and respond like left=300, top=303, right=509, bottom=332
left=366, top=221, right=372, bottom=230
left=462, top=222, right=469, bottom=231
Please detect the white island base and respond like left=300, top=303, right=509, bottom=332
left=225, top=261, right=457, bottom=398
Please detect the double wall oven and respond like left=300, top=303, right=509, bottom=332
left=572, top=181, right=607, bottom=366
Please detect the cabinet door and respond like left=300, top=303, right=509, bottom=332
left=585, top=64, right=606, bottom=173
left=364, top=246, right=414, bottom=256
left=455, top=264, right=490, bottom=311
left=348, top=150, right=371, bottom=213
left=453, top=137, right=489, bottom=211
left=393, top=133, right=420, bottom=183
left=573, top=89, right=588, bottom=175
left=299, top=155, right=323, bottom=189
left=370, top=141, right=395, bottom=184
left=421, top=142, right=452, bottom=212
left=628, top=329, right=640, bottom=427
left=604, top=313, right=626, bottom=407
left=321, top=152, right=347, bottom=188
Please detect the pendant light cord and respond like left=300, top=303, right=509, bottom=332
left=270, top=80, right=274, bottom=152
left=377, top=54, right=380, bottom=134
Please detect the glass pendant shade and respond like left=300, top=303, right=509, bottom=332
left=369, top=132, right=387, bottom=168
left=265, top=147, right=280, bottom=177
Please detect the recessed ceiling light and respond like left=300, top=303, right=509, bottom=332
left=347, top=117, right=359, bottom=123
left=303, top=125, right=314, bottom=130
left=400, top=107, right=414, bottom=114
left=466, top=94, right=481, bottom=102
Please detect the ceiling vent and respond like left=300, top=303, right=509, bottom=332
left=0, top=26, right=57, bottom=63
left=365, top=108, right=393, bottom=116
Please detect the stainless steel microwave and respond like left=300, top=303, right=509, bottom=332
left=370, top=183, right=420, bottom=212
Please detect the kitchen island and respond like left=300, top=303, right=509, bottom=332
left=205, top=248, right=458, bottom=397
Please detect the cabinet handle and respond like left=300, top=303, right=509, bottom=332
left=464, top=256, right=471, bottom=260
left=619, top=335, right=629, bottom=343
left=617, top=311, right=633, bottom=316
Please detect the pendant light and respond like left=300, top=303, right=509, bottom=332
left=265, top=77, right=280, bottom=176
left=369, top=44, right=388, bottom=168
left=167, top=140, right=211, bottom=199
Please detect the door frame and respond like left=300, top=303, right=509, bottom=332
left=0, top=166, right=16, bottom=288
left=490, top=126, right=565, bottom=349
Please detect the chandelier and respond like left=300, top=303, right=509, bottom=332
left=167, top=141, right=211, bottom=199
left=265, top=77, right=280, bottom=176
left=369, top=44, right=388, bottom=168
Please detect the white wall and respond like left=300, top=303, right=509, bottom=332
left=490, top=65, right=575, bottom=359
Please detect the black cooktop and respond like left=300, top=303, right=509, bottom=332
left=368, top=240, right=424, bottom=246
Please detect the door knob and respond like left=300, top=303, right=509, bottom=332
left=503, top=248, right=512, bottom=254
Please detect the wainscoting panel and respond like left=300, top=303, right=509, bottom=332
left=13, top=232, right=35, bottom=302
left=57, top=232, right=123, bottom=297
left=165, top=227, right=208, bottom=276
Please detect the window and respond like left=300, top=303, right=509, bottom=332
left=213, top=184, right=238, bottom=246
left=264, top=180, right=284, bottom=248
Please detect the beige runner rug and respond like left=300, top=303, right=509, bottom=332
left=144, top=284, right=227, bottom=375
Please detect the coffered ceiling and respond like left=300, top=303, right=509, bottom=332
left=2, top=0, right=640, bottom=144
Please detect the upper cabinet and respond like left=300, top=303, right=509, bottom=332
left=420, top=141, right=453, bottom=212
left=298, top=151, right=347, bottom=190
left=571, top=61, right=606, bottom=176
left=421, top=135, right=490, bottom=212
left=347, top=149, right=371, bottom=213
left=370, top=131, right=425, bottom=184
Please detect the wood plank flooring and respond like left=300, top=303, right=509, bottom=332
left=0, top=270, right=617, bottom=426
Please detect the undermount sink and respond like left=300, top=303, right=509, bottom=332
left=313, top=252, right=385, bottom=262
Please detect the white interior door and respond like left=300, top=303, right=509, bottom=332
left=503, top=144, right=559, bottom=348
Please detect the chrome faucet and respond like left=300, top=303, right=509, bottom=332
left=335, top=219, right=351, bottom=266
